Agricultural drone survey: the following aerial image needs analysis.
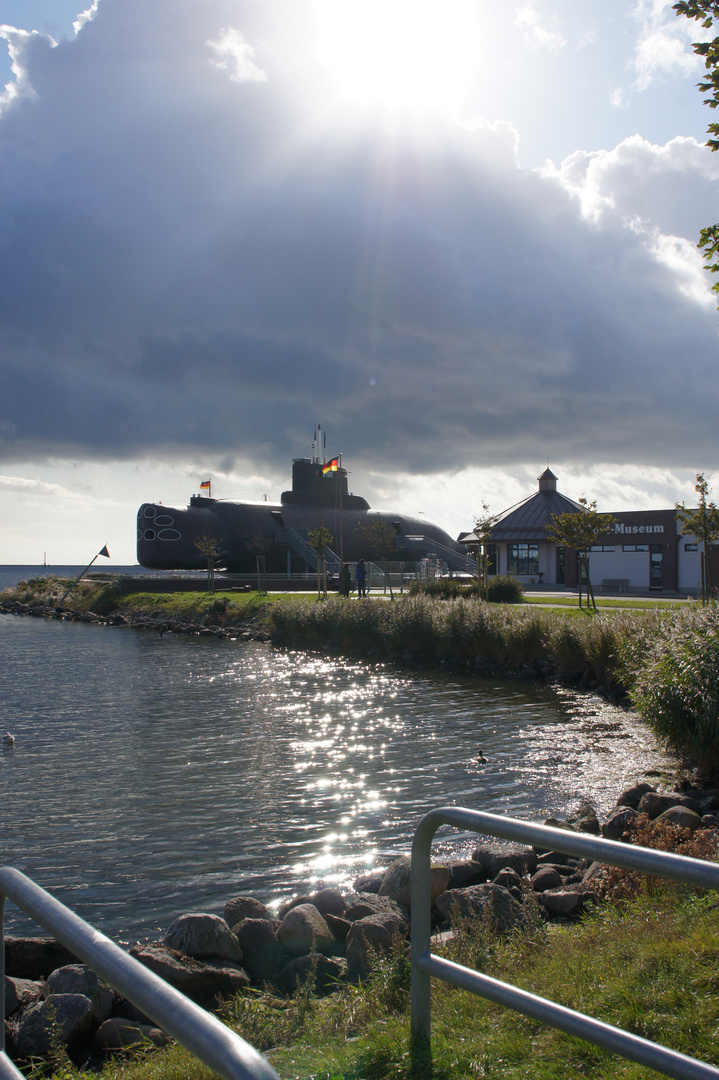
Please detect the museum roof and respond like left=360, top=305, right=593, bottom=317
left=464, top=469, right=585, bottom=544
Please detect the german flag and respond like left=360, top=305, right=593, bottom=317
left=322, top=457, right=339, bottom=474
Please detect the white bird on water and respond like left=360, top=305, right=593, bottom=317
left=2, top=732, right=15, bottom=746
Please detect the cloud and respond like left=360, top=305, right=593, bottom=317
left=206, top=27, right=267, bottom=83
left=0, top=475, right=73, bottom=497
left=513, top=4, right=567, bottom=51
left=630, top=0, right=705, bottom=91
left=0, top=0, right=718, bottom=487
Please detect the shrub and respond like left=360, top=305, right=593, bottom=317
left=619, top=605, right=719, bottom=777
left=485, top=575, right=523, bottom=603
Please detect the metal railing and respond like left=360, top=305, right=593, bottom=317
left=410, top=807, right=719, bottom=1079
left=0, top=866, right=279, bottom=1080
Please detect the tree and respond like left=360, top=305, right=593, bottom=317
left=307, top=523, right=334, bottom=599
left=193, top=535, right=226, bottom=593
left=546, top=498, right=616, bottom=610
left=676, top=472, right=719, bottom=602
left=674, top=1, right=719, bottom=302
left=472, top=503, right=499, bottom=601
left=355, top=519, right=397, bottom=598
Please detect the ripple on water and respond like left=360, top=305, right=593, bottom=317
left=0, top=618, right=675, bottom=940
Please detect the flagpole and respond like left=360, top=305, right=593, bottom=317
left=60, top=545, right=111, bottom=605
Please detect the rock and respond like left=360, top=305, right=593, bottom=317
left=379, top=856, right=450, bottom=910
left=277, top=904, right=334, bottom=958
left=94, top=1018, right=169, bottom=1051
left=278, top=954, right=347, bottom=995
left=46, top=964, right=113, bottom=1023
left=163, top=913, right=243, bottom=963
left=324, top=913, right=352, bottom=942
left=352, top=871, right=385, bottom=894
left=234, top=918, right=288, bottom=984
left=129, top=944, right=246, bottom=1006
left=434, top=884, right=523, bottom=933
left=531, top=867, right=563, bottom=892
left=4, top=976, right=44, bottom=1019
left=224, top=895, right=270, bottom=927
left=539, top=889, right=596, bottom=918
left=15, top=994, right=94, bottom=1057
left=473, top=843, right=538, bottom=878
left=616, top=783, right=656, bottom=809
left=308, top=888, right=349, bottom=918
left=602, top=806, right=637, bottom=841
left=636, top=792, right=703, bottom=820
left=343, top=893, right=409, bottom=925
left=446, top=860, right=487, bottom=889
left=654, top=806, right=703, bottom=832
left=564, top=802, right=601, bottom=836
left=493, top=868, right=522, bottom=891
left=346, top=914, right=404, bottom=982
left=4, top=937, right=77, bottom=980
left=202, top=959, right=251, bottom=993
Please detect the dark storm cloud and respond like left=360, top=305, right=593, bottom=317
left=1, top=0, right=718, bottom=475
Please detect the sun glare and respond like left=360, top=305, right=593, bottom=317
left=312, top=0, right=479, bottom=114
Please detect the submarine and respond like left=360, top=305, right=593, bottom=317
left=137, top=451, right=475, bottom=576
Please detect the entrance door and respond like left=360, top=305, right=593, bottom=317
left=649, top=544, right=663, bottom=589
left=556, top=546, right=565, bottom=585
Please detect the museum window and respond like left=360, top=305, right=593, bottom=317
left=685, top=543, right=698, bottom=551
left=622, top=544, right=649, bottom=552
left=507, top=543, right=539, bottom=576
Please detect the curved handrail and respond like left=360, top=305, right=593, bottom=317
left=410, top=807, right=719, bottom=1080
left=1, top=866, right=279, bottom=1080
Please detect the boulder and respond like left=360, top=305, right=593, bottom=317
left=352, top=871, right=385, bottom=894
left=129, top=944, right=246, bottom=1006
left=46, top=965, right=113, bottom=1023
left=531, top=867, right=563, bottom=893
left=224, top=896, right=270, bottom=927
left=278, top=954, right=347, bottom=995
left=234, top=918, right=288, bottom=984
left=94, top=1018, right=169, bottom=1051
left=434, top=884, right=523, bottom=933
left=4, top=976, right=44, bottom=1019
left=616, top=782, right=656, bottom=809
left=564, top=802, right=601, bottom=836
left=277, top=904, right=334, bottom=957
left=473, top=844, right=537, bottom=878
left=15, top=994, right=94, bottom=1057
left=654, top=806, right=703, bottom=832
left=163, top=913, right=242, bottom=963
left=343, top=893, right=408, bottom=925
left=4, top=937, right=77, bottom=980
left=309, top=888, right=349, bottom=918
left=636, top=792, right=703, bottom=820
left=602, top=806, right=637, bottom=842
left=346, top=914, right=404, bottom=982
left=539, top=889, right=595, bottom=918
left=379, top=856, right=450, bottom=910
left=446, top=860, right=487, bottom=889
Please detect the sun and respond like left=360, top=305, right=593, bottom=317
left=312, top=0, right=480, bottom=115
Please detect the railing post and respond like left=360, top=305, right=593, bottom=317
left=410, top=812, right=439, bottom=1073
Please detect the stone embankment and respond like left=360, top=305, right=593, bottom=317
left=0, top=599, right=271, bottom=643
left=5, top=783, right=719, bottom=1070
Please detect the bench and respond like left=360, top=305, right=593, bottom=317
left=601, top=578, right=629, bottom=593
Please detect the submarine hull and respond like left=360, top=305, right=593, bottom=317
left=137, top=457, right=475, bottom=574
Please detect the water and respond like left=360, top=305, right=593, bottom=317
left=0, top=571, right=675, bottom=945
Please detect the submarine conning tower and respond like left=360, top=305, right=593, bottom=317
left=280, top=458, right=370, bottom=510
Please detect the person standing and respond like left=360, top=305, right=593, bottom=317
left=340, top=562, right=352, bottom=597
left=355, top=558, right=367, bottom=598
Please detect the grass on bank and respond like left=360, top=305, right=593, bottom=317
left=46, top=874, right=719, bottom=1080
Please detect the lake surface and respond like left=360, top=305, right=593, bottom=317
left=0, top=569, right=674, bottom=944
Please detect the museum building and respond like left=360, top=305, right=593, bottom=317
left=460, top=468, right=710, bottom=595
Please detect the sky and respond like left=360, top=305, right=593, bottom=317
left=1, top=0, right=719, bottom=564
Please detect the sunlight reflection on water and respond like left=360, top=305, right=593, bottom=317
left=0, top=617, right=675, bottom=941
